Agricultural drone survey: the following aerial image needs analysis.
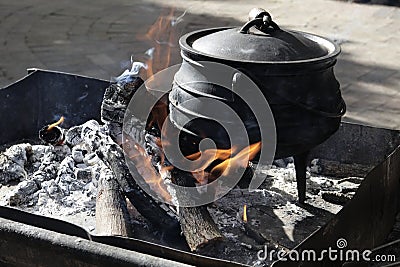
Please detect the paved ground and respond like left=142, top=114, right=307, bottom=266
left=0, top=0, right=399, bottom=129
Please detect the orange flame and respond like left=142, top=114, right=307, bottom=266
left=139, top=9, right=180, bottom=131
left=149, top=98, right=169, bottom=131
left=141, top=8, right=178, bottom=81
left=243, top=204, right=248, bottom=223
left=210, top=142, right=261, bottom=178
left=123, top=134, right=172, bottom=203
left=126, top=8, right=262, bottom=199
left=47, top=116, right=64, bottom=131
left=186, top=142, right=261, bottom=184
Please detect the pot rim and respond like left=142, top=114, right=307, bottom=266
left=179, top=27, right=341, bottom=65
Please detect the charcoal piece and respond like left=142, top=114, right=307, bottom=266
left=75, top=168, right=92, bottom=182
left=96, top=167, right=132, bottom=237
left=310, top=158, right=372, bottom=178
left=29, top=145, right=52, bottom=163
left=31, top=163, right=59, bottom=184
left=83, top=152, right=101, bottom=166
left=0, top=143, right=31, bottom=184
left=39, top=125, right=65, bottom=145
left=65, top=125, right=84, bottom=146
left=7, top=180, right=39, bottom=206
left=0, top=154, right=27, bottom=184
left=65, top=120, right=102, bottom=147
left=29, top=148, right=59, bottom=183
left=101, top=78, right=143, bottom=125
left=56, top=156, right=77, bottom=195
left=71, top=147, right=84, bottom=163
left=53, top=145, right=71, bottom=161
left=36, top=190, right=50, bottom=206
left=321, top=191, right=353, bottom=205
left=41, top=179, right=62, bottom=198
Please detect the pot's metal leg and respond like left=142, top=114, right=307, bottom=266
left=294, top=151, right=309, bottom=204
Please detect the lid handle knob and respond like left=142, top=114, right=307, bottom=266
left=240, top=8, right=280, bottom=34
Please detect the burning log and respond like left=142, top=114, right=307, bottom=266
left=81, top=123, right=178, bottom=232
left=170, top=169, right=223, bottom=252
left=39, top=116, right=65, bottom=145
left=101, top=70, right=143, bottom=144
left=99, top=64, right=223, bottom=250
left=142, top=133, right=224, bottom=252
left=95, top=166, right=132, bottom=237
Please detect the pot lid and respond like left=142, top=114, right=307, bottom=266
left=188, top=8, right=338, bottom=63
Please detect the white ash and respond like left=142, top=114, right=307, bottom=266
left=0, top=122, right=108, bottom=230
left=0, top=143, right=30, bottom=184
left=205, top=161, right=363, bottom=266
left=71, top=146, right=85, bottom=163
left=0, top=120, right=126, bottom=232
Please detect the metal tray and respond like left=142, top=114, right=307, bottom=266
left=1, top=69, right=399, bottom=267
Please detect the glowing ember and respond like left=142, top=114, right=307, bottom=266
left=243, top=204, right=248, bottom=223
left=47, top=116, right=64, bottom=131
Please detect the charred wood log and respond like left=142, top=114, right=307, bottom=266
left=170, top=169, right=223, bottom=252
left=101, top=77, right=143, bottom=143
left=82, top=126, right=178, bottom=232
left=100, top=70, right=222, bottom=250
left=95, top=166, right=132, bottom=237
left=125, top=111, right=223, bottom=251
left=311, top=158, right=372, bottom=178
left=321, top=191, right=354, bottom=205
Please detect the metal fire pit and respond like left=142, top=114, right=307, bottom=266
left=0, top=69, right=400, bottom=267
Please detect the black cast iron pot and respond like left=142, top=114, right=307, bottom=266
left=169, top=8, right=345, bottom=159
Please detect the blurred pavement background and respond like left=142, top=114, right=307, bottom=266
left=0, top=0, right=399, bottom=129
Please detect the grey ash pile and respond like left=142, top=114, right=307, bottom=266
left=0, top=121, right=116, bottom=229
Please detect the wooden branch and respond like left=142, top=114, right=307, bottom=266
left=100, top=75, right=222, bottom=249
left=170, top=169, right=223, bottom=252
left=96, top=167, right=132, bottom=237
left=134, top=133, right=223, bottom=251
left=96, top=142, right=178, bottom=231
left=82, top=129, right=178, bottom=232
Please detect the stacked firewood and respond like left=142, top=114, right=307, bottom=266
left=95, top=70, right=223, bottom=250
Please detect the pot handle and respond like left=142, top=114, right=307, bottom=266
left=240, top=8, right=280, bottom=34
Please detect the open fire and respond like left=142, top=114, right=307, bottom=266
left=0, top=65, right=363, bottom=265
left=3, top=6, right=397, bottom=267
